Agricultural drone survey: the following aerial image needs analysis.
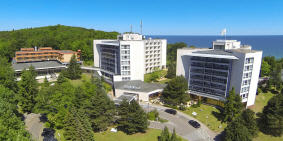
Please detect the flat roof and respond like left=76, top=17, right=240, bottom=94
left=195, top=50, right=235, bottom=56
left=189, top=49, right=238, bottom=60
left=114, top=80, right=166, bottom=93
left=231, top=48, right=262, bottom=54
left=114, top=94, right=136, bottom=105
left=12, top=61, right=66, bottom=72
left=59, top=50, right=76, bottom=54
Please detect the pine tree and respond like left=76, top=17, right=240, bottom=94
left=170, top=128, right=179, bottom=141
left=57, top=73, right=67, bottom=84
left=117, top=100, right=148, bottom=134
left=73, top=79, right=115, bottom=132
left=159, top=126, right=170, bottom=141
left=161, top=76, right=189, bottom=106
left=241, top=109, right=258, bottom=137
left=43, top=77, right=49, bottom=87
left=66, top=54, right=82, bottom=80
left=18, top=66, right=38, bottom=113
left=224, top=117, right=252, bottom=141
left=222, top=87, right=243, bottom=122
left=64, top=107, right=94, bottom=141
left=87, top=92, right=115, bottom=131
left=259, top=94, right=283, bottom=136
left=166, top=63, right=176, bottom=79
left=0, top=57, right=17, bottom=92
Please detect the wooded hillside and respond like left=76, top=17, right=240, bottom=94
left=0, top=25, right=119, bottom=62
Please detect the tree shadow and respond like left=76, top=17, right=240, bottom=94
left=40, top=114, right=48, bottom=123
left=213, top=131, right=224, bottom=141
left=41, top=128, right=57, bottom=141
left=211, top=111, right=223, bottom=121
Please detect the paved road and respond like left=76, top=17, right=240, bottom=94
left=24, top=113, right=44, bottom=141
left=141, top=104, right=219, bottom=141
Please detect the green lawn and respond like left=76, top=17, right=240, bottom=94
left=183, top=104, right=226, bottom=133
left=250, top=92, right=283, bottom=141
left=68, top=73, right=112, bottom=92
left=55, top=128, right=186, bottom=141
left=253, top=132, right=283, bottom=141
left=250, top=92, right=275, bottom=113
left=55, top=129, right=66, bottom=141
left=68, top=73, right=92, bottom=87
left=94, top=128, right=186, bottom=141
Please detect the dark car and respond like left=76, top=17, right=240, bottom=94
left=188, top=120, right=201, bottom=128
left=165, top=109, right=177, bottom=115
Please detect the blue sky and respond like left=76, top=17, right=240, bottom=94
left=1, top=0, right=282, bottom=35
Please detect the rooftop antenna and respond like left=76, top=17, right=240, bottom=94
left=221, top=28, right=227, bottom=40
left=140, top=20, right=143, bottom=35
left=130, top=24, right=132, bottom=33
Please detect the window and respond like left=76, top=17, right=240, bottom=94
left=242, top=79, right=251, bottom=86
left=241, top=87, right=250, bottom=93
left=122, top=77, right=131, bottom=81
left=245, top=58, right=254, bottom=64
left=244, top=65, right=253, bottom=71
left=243, top=72, right=252, bottom=78
left=121, top=45, right=130, bottom=49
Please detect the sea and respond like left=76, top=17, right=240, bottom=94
left=148, top=35, right=283, bottom=58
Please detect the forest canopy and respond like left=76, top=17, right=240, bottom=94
left=0, top=25, right=119, bottom=62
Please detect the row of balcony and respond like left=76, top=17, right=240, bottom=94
left=191, top=62, right=229, bottom=70
left=190, top=74, right=227, bottom=84
left=191, top=68, right=228, bottom=77
left=190, top=80, right=226, bottom=91
left=191, top=56, right=230, bottom=64
left=189, top=85, right=226, bottom=97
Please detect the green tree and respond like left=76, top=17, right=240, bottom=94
left=161, top=76, right=189, bottom=106
left=258, top=94, right=283, bottom=136
left=18, top=66, right=38, bottom=113
left=72, top=79, right=115, bottom=132
left=263, top=56, right=277, bottom=72
left=0, top=86, right=31, bottom=141
left=159, top=126, right=170, bottom=141
left=165, top=42, right=187, bottom=79
left=57, top=72, right=67, bottom=84
left=241, top=109, right=258, bottom=137
left=0, top=25, right=119, bottom=61
left=117, top=99, right=148, bottom=134
left=65, top=54, right=82, bottom=80
left=64, top=107, right=94, bottom=141
left=221, top=88, right=243, bottom=122
left=170, top=128, right=180, bottom=141
left=43, top=77, right=49, bottom=87
left=269, top=63, right=282, bottom=91
left=260, top=60, right=271, bottom=76
left=0, top=57, right=17, bottom=91
left=167, top=42, right=187, bottom=64
left=166, top=63, right=176, bottom=79
left=224, top=117, right=252, bottom=141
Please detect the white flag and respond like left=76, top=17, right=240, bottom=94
left=221, top=28, right=227, bottom=36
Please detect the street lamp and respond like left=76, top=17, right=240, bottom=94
left=206, top=115, right=208, bottom=125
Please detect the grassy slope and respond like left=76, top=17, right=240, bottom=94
left=250, top=92, right=283, bottom=141
left=250, top=92, right=274, bottom=113
left=183, top=105, right=226, bottom=133
left=56, top=128, right=186, bottom=141
left=94, top=128, right=186, bottom=141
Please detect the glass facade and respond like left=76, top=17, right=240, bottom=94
left=100, top=45, right=120, bottom=74
left=189, top=56, right=232, bottom=98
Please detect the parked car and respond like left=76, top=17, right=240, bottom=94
left=188, top=120, right=201, bottom=128
left=165, top=109, right=177, bottom=115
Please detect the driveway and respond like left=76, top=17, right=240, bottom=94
left=24, top=113, right=44, bottom=141
left=141, top=103, right=219, bottom=141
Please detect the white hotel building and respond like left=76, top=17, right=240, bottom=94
left=177, top=40, right=262, bottom=107
left=93, top=33, right=167, bottom=81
